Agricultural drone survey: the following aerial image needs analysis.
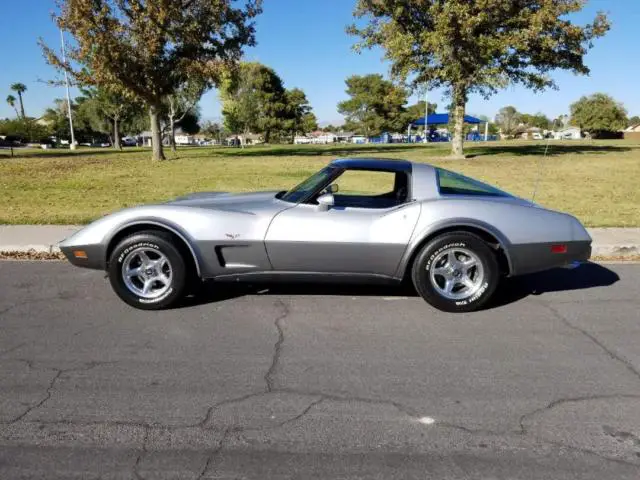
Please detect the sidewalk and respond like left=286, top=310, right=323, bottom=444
left=0, top=225, right=638, bottom=258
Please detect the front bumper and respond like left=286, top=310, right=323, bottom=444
left=59, top=243, right=106, bottom=270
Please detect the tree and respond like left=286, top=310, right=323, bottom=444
left=220, top=62, right=289, bottom=145
left=520, top=113, right=551, bottom=130
left=337, top=74, right=407, bottom=136
left=10, top=83, right=27, bottom=119
left=628, top=116, right=640, bottom=127
left=77, top=88, right=141, bottom=149
left=495, top=106, right=521, bottom=138
left=570, top=93, right=627, bottom=138
left=403, top=100, right=437, bottom=134
left=552, top=114, right=569, bottom=130
left=164, top=80, right=206, bottom=151
left=349, top=0, right=609, bottom=158
left=476, top=115, right=499, bottom=135
left=201, top=120, right=225, bottom=144
left=6, top=95, right=19, bottom=118
left=41, top=0, right=262, bottom=160
left=283, top=88, right=317, bottom=142
left=0, top=118, right=50, bottom=144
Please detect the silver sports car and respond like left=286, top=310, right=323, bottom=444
left=60, top=158, right=591, bottom=312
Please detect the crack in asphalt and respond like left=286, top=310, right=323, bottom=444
left=9, top=370, right=63, bottom=425
left=541, top=302, right=640, bottom=382
left=3, top=296, right=640, bottom=472
left=2, top=361, right=115, bottom=425
left=0, top=295, right=72, bottom=319
left=518, top=393, right=640, bottom=435
left=195, top=428, right=231, bottom=480
left=0, top=342, right=27, bottom=357
left=264, top=299, right=288, bottom=393
left=132, top=424, right=150, bottom=480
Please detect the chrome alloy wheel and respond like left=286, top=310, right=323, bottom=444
left=121, top=247, right=173, bottom=299
left=428, top=247, right=485, bottom=301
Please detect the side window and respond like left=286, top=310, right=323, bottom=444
left=333, top=170, right=396, bottom=196
left=330, top=170, right=408, bottom=209
left=437, top=168, right=509, bottom=197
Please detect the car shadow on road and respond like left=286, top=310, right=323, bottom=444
left=181, top=262, right=619, bottom=310
left=489, top=262, right=620, bottom=309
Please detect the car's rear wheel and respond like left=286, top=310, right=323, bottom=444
left=411, top=232, right=499, bottom=312
left=107, top=231, right=188, bottom=310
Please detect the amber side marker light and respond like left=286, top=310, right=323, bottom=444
left=551, top=244, right=567, bottom=254
left=73, top=250, right=88, bottom=259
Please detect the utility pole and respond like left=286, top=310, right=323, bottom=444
left=60, top=29, right=76, bottom=150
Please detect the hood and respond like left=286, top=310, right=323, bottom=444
left=166, top=190, right=284, bottom=214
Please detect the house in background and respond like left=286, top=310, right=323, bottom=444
left=553, top=126, right=581, bottom=140
left=623, top=124, right=640, bottom=141
left=174, top=128, right=197, bottom=145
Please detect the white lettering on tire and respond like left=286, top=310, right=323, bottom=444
left=117, top=242, right=160, bottom=263
left=425, top=242, right=466, bottom=271
left=455, top=281, right=488, bottom=306
left=139, top=287, right=173, bottom=304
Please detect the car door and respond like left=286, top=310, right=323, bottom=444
left=264, top=170, right=421, bottom=276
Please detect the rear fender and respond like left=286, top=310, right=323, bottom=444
left=395, top=218, right=513, bottom=278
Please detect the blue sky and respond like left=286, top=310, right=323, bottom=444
left=1, top=0, right=638, bottom=124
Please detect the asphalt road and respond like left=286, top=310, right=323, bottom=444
left=0, top=261, right=639, bottom=479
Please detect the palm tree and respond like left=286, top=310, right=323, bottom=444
left=10, top=83, right=27, bottom=118
left=6, top=95, right=19, bottom=117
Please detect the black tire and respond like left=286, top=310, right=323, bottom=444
left=107, top=230, right=188, bottom=310
left=411, top=232, right=499, bottom=313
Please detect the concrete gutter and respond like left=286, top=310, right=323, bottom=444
left=0, top=225, right=639, bottom=258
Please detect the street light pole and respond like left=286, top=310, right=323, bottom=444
left=60, top=29, right=76, bottom=150
left=424, top=87, right=429, bottom=143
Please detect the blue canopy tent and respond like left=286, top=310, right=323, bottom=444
left=409, top=113, right=486, bottom=142
left=412, top=113, right=481, bottom=126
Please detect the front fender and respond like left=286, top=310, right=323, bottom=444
left=58, top=207, right=208, bottom=273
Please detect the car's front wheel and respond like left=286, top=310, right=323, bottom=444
left=107, top=231, right=188, bottom=310
left=411, top=232, right=499, bottom=313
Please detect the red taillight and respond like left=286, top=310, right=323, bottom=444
left=551, top=244, right=567, bottom=254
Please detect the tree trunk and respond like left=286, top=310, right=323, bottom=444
left=113, top=118, right=121, bottom=150
left=149, top=106, right=166, bottom=160
left=170, top=122, right=177, bottom=152
left=264, top=129, right=271, bottom=144
left=18, top=92, right=25, bottom=119
left=451, top=85, right=467, bottom=159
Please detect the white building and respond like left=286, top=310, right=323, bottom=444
left=293, top=135, right=312, bottom=144
left=553, top=126, right=581, bottom=140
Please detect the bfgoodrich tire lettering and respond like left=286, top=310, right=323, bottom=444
left=411, top=232, right=499, bottom=313
left=108, top=231, right=188, bottom=310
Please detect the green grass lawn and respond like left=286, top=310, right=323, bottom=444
left=1, top=140, right=639, bottom=226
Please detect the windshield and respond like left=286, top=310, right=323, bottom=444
left=279, top=166, right=339, bottom=203
left=436, top=168, right=511, bottom=197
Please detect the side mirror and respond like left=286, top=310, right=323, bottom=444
left=316, top=192, right=334, bottom=211
left=328, top=183, right=339, bottom=194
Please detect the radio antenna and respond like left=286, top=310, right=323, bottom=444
left=531, top=136, right=551, bottom=203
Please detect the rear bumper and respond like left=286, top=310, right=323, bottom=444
left=509, top=241, right=591, bottom=276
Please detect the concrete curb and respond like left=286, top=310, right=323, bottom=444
left=0, top=226, right=81, bottom=254
left=1, top=225, right=639, bottom=259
